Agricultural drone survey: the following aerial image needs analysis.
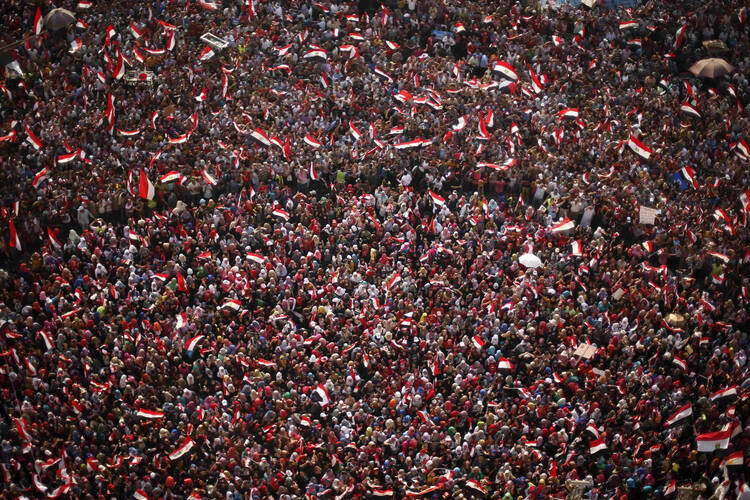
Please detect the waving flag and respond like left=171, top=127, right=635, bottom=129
left=550, top=218, right=575, bottom=232
left=32, top=166, right=50, bottom=187
left=169, top=437, right=195, bottom=460
left=680, top=166, right=699, bottom=189
left=497, top=357, right=514, bottom=370
left=200, top=169, right=217, bottom=186
left=34, top=7, right=43, bottom=35
left=696, top=427, right=731, bottom=452
left=138, top=169, right=155, bottom=200
left=184, top=335, right=204, bottom=353
left=251, top=128, right=271, bottom=146
left=428, top=190, right=445, bottom=207
left=25, top=124, right=43, bottom=150
left=304, top=134, right=322, bottom=148
left=558, top=108, right=579, bottom=119
left=160, top=171, right=181, bottom=183
left=47, top=227, right=63, bottom=249
left=386, top=272, right=401, bottom=291
left=619, top=20, right=638, bottom=30
left=220, top=299, right=241, bottom=311
left=113, top=51, right=124, bottom=79
left=710, top=385, right=737, bottom=402
left=628, top=134, right=652, bottom=159
left=492, top=61, right=519, bottom=80
left=315, top=384, right=331, bottom=406
left=664, top=403, right=692, bottom=427
left=349, top=121, right=362, bottom=140
left=175, top=312, right=187, bottom=329
left=272, top=208, right=290, bottom=220
left=589, top=438, right=607, bottom=455
left=136, top=409, right=165, bottom=419
left=471, top=336, right=485, bottom=350
left=571, top=240, right=583, bottom=256
left=199, top=46, right=215, bottom=61
left=8, top=220, right=21, bottom=251
left=303, top=49, right=327, bottom=60
left=680, top=102, right=701, bottom=118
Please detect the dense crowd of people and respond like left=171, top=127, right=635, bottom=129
left=1, top=0, right=749, bottom=498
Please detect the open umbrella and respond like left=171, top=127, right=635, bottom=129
left=44, top=8, right=75, bottom=31
left=518, top=253, right=543, bottom=268
left=688, top=58, right=734, bottom=78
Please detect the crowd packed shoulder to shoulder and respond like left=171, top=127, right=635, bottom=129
left=0, top=0, right=749, bottom=498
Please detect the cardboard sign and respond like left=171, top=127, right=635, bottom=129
left=639, top=206, right=661, bottom=225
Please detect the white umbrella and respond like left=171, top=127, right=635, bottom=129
left=518, top=253, right=543, bottom=268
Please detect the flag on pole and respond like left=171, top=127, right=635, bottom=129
left=139, top=169, right=155, bottom=200
left=168, top=437, right=195, bottom=460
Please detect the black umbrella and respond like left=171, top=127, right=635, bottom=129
left=44, top=8, right=75, bottom=31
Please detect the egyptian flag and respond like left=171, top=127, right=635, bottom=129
left=465, top=480, right=486, bottom=495
left=428, top=190, right=445, bottom=207
left=184, top=335, right=204, bottom=354
left=257, top=359, right=276, bottom=368
left=136, top=409, right=165, bottom=419
left=571, top=240, right=583, bottom=256
left=681, top=166, right=699, bottom=189
left=349, top=120, right=362, bottom=141
left=315, top=384, right=331, bottom=406
left=664, top=403, right=692, bottom=427
left=550, top=218, right=575, bottom=232
left=309, top=162, right=319, bottom=180
left=47, top=227, right=62, bottom=249
left=721, top=451, right=743, bottom=469
left=680, top=101, right=701, bottom=118
left=160, top=171, right=181, bottom=183
left=251, top=128, right=271, bottom=146
left=200, top=169, right=217, bottom=186
left=492, top=61, right=519, bottom=80
left=386, top=273, right=401, bottom=292
left=134, top=490, right=149, bottom=500
left=175, top=312, right=187, bottom=329
left=628, top=134, right=652, bottom=159
left=168, top=437, right=195, bottom=460
left=199, top=46, right=214, bottom=61
left=272, top=208, right=290, bottom=221
left=589, top=438, right=607, bottom=455
left=672, top=356, right=687, bottom=370
left=710, top=385, right=737, bottom=402
left=25, top=124, right=43, bottom=150
left=664, top=480, right=676, bottom=496
left=113, top=51, right=124, bottom=79
left=304, top=134, right=321, bottom=148
left=497, top=357, right=514, bottom=370
left=246, top=252, right=265, bottom=264
left=8, top=220, right=21, bottom=251
left=675, top=24, right=687, bottom=48
left=220, top=299, right=241, bottom=311
left=735, top=139, right=749, bottom=159
left=696, top=427, right=731, bottom=452
left=176, top=272, right=188, bottom=292
left=394, top=138, right=423, bottom=149
left=139, top=169, right=155, bottom=200
left=472, top=336, right=485, bottom=350
left=34, top=7, right=43, bottom=35
left=558, top=108, right=579, bottom=119
left=32, top=166, right=50, bottom=187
